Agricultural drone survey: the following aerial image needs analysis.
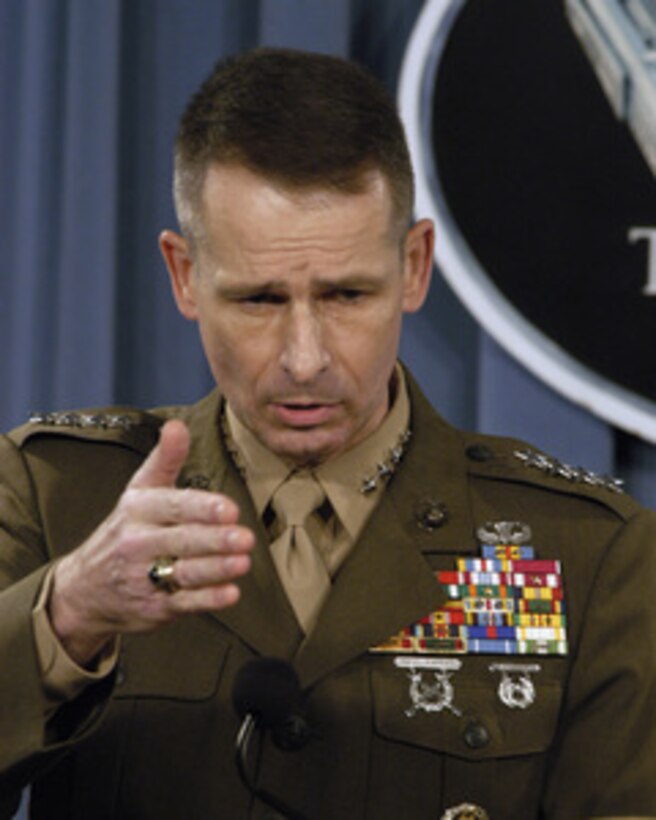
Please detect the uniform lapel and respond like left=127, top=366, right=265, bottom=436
left=176, top=377, right=480, bottom=680
left=295, top=374, right=479, bottom=688
left=179, top=391, right=303, bottom=659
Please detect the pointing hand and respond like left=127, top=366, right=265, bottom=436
left=49, top=420, right=254, bottom=665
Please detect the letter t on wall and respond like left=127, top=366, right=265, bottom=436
left=628, top=226, right=656, bottom=295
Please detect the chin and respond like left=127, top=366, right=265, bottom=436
left=264, top=427, right=350, bottom=467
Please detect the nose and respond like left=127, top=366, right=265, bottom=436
left=279, top=304, right=330, bottom=384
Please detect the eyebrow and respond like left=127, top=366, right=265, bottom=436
left=215, top=272, right=388, bottom=298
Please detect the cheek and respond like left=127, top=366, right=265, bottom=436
left=198, top=315, right=275, bottom=389
left=339, top=313, right=402, bottom=388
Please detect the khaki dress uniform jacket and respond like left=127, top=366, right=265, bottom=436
left=0, top=374, right=655, bottom=819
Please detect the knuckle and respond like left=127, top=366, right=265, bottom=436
left=114, top=526, right=146, bottom=559
left=217, top=496, right=239, bottom=523
left=119, top=488, right=141, bottom=516
left=172, top=559, right=190, bottom=587
left=170, top=526, right=190, bottom=557
left=220, top=526, right=253, bottom=551
left=220, top=556, right=238, bottom=578
left=172, top=592, right=200, bottom=615
left=220, top=527, right=241, bottom=550
left=167, top=493, right=182, bottom=522
left=142, top=596, right=174, bottom=622
left=104, top=511, right=125, bottom=543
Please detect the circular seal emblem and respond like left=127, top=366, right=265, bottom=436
left=400, top=0, right=656, bottom=442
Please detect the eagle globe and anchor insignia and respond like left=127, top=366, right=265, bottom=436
left=400, top=0, right=656, bottom=443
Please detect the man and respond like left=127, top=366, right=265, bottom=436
left=0, top=48, right=655, bottom=820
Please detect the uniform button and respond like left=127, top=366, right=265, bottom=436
left=271, top=715, right=312, bottom=751
left=462, top=720, right=490, bottom=749
left=442, top=804, right=489, bottom=820
left=182, top=474, right=210, bottom=489
left=465, top=444, right=494, bottom=462
left=115, top=664, right=126, bottom=687
left=414, top=498, right=449, bottom=531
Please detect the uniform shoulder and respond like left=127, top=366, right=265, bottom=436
left=7, top=406, right=165, bottom=457
left=459, top=429, right=640, bottom=522
left=5, top=392, right=217, bottom=456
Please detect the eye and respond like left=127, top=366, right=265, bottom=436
left=239, top=291, right=287, bottom=306
left=339, top=289, right=364, bottom=301
left=324, top=288, right=365, bottom=303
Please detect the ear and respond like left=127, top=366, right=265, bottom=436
left=401, top=219, right=434, bottom=313
left=159, top=229, right=199, bottom=320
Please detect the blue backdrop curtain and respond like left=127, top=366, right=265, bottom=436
left=1, top=0, right=654, bottom=520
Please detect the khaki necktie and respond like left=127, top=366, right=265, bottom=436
left=269, top=475, right=331, bottom=633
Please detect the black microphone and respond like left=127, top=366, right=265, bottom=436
left=232, top=658, right=310, bottom=820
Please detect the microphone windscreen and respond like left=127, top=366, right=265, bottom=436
left=232, top=657, right=301, bottom=727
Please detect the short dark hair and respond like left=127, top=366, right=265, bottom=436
left=174, top=47, right=414, bottom=245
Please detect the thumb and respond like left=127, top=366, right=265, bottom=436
left=129, top=419, right=191, bottom=489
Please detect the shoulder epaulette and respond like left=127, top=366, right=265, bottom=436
left=512, top=446, right=624, bottom=493
left=8, top=407, right=164, bottom=455
left=461, top=433, right=640, bottom=521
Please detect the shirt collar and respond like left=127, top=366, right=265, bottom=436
left=225, top=364, right=410, bottom=539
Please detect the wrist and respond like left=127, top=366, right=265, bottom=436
left=48, top=558, right=116, bottom=667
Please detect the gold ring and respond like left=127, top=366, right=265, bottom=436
left=148, top=556, right=179, bottom=593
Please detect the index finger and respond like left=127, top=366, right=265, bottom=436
left=120, top=486, right=241, bottom=526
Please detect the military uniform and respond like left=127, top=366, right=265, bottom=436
left=1, top=374, right=655, bottom=819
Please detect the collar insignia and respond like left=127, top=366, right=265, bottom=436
left=360, top=429, right=412, bottom=494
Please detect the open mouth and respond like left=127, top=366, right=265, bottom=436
left=272, top=402, right=339, bottom=427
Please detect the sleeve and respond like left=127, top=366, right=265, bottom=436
left=542, top=508, right=656, bottom=818
left=33, top=565, right=119, bottom=706
left=0, top=434, right=114, bottom=784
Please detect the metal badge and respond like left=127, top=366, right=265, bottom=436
left=360, top=430, right=412, bottom=494
left=394, top=656, right=462, bottom=717
left=489, top=662, right=541, bottom=709
left=441, top=804, right=489, bottom=820
left=476, top=520, right=532, bottom=545
left=28, top=411, right=135, bottom=430
left=414, top=497, right=449, bottom=531
left=514, top=448, right=624, bottom=493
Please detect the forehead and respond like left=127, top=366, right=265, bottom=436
left=198, top=164, right=397, bottom=260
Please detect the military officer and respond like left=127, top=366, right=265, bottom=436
left=1, top=48, right=655, bottom=820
